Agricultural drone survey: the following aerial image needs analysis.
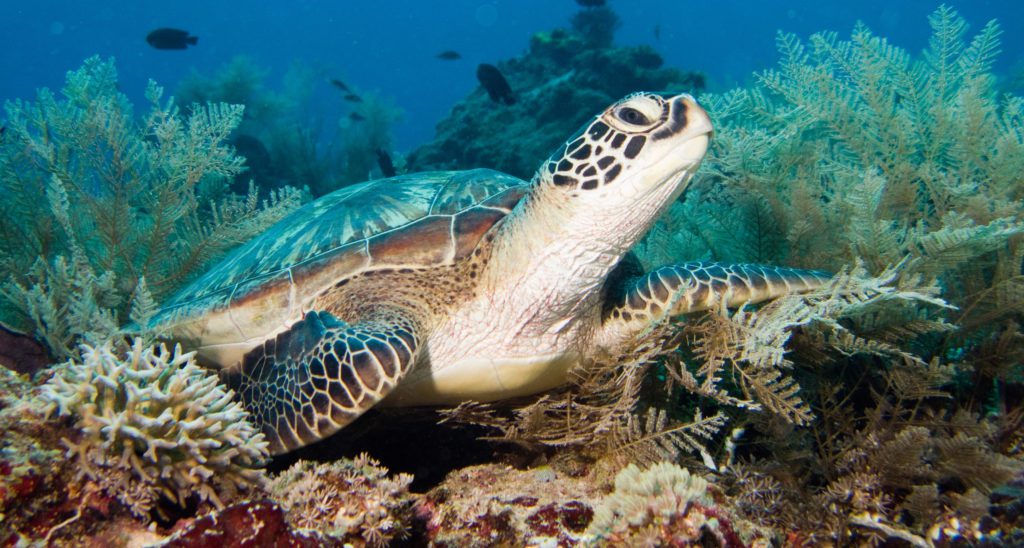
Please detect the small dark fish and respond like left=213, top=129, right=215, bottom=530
left=653, top=24, right=661, bottom=42
left=437, top=50, right=462, bottom=60
left=348, top=112, right=366, bottom=122
left=343, top=93, right=363, bottom=103
left=476, top=63, right=515, bottom=105
left=376, top=148, right=396, bottom=178
left=329, top=79, right=351, bottom=92
left=575, top=0, right=606, bottom=6
left=146, top=28, right=198, bottom=50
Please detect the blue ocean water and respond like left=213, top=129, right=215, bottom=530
left=2, top=0, right=1020, bottom=152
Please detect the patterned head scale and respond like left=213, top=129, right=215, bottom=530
left=537, top=92, right=712, bottom=194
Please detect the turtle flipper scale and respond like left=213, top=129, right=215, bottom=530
left=603, top=261, right=832, bottom=338
left=222, top=310, right=419, bottom=455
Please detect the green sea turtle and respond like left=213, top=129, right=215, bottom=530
left=152, top=92, right=830, bottom=454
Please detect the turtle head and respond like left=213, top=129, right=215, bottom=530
left=535, top=92, right=712, bottom=206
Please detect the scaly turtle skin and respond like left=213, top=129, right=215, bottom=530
left=152, top=92, right=831, bottom=454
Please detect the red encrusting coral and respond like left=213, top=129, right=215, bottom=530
left=161, top=500, right=341, bottom=547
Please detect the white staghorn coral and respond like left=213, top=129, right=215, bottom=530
left=40, top=338, right=268, bottom=516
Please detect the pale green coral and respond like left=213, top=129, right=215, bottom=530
left=630, top=5, right=1024, bottom=428
left=626, top=7, right=1024, bottom=543
left=269, top=453, right=415, bottom=547
left=40, top=338, right=268, bottom=516
left=0, top=56, right=303, bottom=358
left=588, top=462, right=710, bottom=538
left=641, top=5, right=1023, bottom=286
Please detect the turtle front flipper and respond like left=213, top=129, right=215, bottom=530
left=221, top=310, right=419, bottom=455
left=600, top=261, right=832, bottom=345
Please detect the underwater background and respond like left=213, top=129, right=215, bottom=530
left=1, top=0, right=1023, bottom=546
left=3, top=0, right=1022, bottom=152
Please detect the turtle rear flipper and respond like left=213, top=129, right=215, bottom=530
left=222, top=310, right=419, bottom=455
left=600, top=262, right=832, bottom=347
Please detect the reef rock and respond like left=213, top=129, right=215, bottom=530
left=158, top=500, right=340, bottom=547
left=417, top=457, right=754, bottom=547
left=407, top=26, right=704, bottom=180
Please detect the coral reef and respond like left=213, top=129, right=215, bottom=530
left=435, top=7, right=1024, bottom=545
left=417, top=456, right=754, bottom=546
left=159, top=501, right=341, bottom=547
left=588, top=462, right=745, bottom=546
left=571, top=6, right=621, bottom=49
left=39, top=338, right=269, bottom=517
left=407, top=13, right=704, bottom=180
left=0, top=367, right=65, bottom=542
left=268, top=453, right=416, bottom=546
left=177, top=56, right=402, bottom=196
left=650, top=6, right=1023, bottom=544
left=0, top=7, right=1021, bottom=548
left=418, top=459, right=599, bottom=546
left=0, top=56, right=303, bottom=359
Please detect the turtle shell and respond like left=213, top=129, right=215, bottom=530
left=152, top=169, right=527, bottom=365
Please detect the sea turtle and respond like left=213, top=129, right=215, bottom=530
left=152, top=92, right=830, bottom=455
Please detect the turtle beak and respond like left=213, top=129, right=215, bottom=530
left=675, top=94, right=713, bottom=142
left=669, top=95, right=712, bottom=171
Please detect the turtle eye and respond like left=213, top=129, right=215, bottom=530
left=616, top=107, right=650, bottom=125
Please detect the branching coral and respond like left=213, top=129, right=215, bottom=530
left=635, top=7, right=1024, bottom=542
left=441, top=261, right=948, bottom=471
left=39, top=338, right=268, bottom=517
left=0, top=56, right=303, bottom=358
left=643, top=5, right=1023, bottom=323
left=269, top=453, right=415, bottom=546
